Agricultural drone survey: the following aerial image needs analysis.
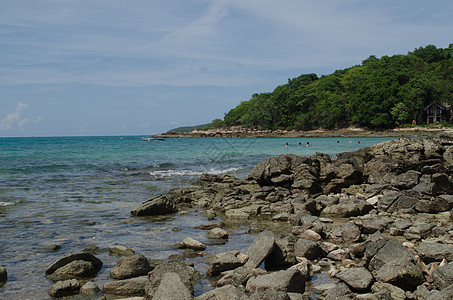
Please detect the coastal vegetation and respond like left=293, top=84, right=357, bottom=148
left=219, top=44, right=453, bottom=130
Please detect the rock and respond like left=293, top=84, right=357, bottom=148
left=146, top=261, right=200, bottom=298
left=428, top=285, right=453, bottom=300
left=181, top=237, right=206, bottom=250
left=244, top=230, right=276, bottom=268
left=340, top=222, right=362, bottom=242
left=246, top=268, right=306, bottom=294
left=324, top=282, right=353, bottom=300
left=0, top=266, right=7, bottom=283
left=217, top=266, right=253, bottom=287
left=153, top=272, right=192, bottom=300
left=336, top=267, right=374, bottom=291
left=365, top=238, right=424, bottom=291
left=80, top=281, right=100, bottom=297
left=301, top=229, right=322, bottom=241
left=110, top=254, right=153, bottom=280
left=290, top=215, right=326, bottom=236
left=371, top=282, right=405, bottom=300
left=131, top=195, right=178, bottom=216
left=103, top=276, right=148, bottom=296
left=415, top=242, right=453, bottom=264
left=225, top=208, right=250, bottom=219
left=311, top=283, right=337, bottom=295
left=432, top=263, right=453, bottom=290
left=207, top=252, right=244, bottom=276
left=360, top=217, right=390, bottom=234
left=293, top=239, right=321, bottom=260
left=108, top=245, right=136, bottom=256
left=249, top=290, right=291, bottom=300
left=45, top=252, right=103, bottom=280
left=327, top=249, right=350, bottom=261
left=206, top=227, right=229, bottom=239
left=289, top=257, right=311, bottom=278
left=265, top=236, right=297, bottom=270
left=49, top=279, right=81, bottom=298
left=321, top=198, right=372, bottom=217
left=196, top=284, right=246, bottom=300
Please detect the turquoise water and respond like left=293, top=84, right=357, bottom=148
left=0, top=136, right=393, bottom=299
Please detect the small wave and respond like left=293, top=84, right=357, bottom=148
left=0, top=201, right=14, bottom=206
left=149, top=167, right=241, bottom=177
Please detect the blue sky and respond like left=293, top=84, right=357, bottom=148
left=1, top=0, right=452, bottom=137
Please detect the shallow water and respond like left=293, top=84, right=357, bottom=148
left=0, top=136, right=394, bottom=299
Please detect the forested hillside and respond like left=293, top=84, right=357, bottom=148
left=222, top=44, right=453, bottom=130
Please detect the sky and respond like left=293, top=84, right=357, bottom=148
left=1, top=0, right=452, bottom=137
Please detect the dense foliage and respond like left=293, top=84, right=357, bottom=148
left=222, top=44, right=453, bottom=130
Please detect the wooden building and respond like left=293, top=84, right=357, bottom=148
left=423, top=101, right=450, bottom=124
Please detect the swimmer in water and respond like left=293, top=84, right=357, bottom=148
left=285, top=143, right=288, bottom=147
left=306, top=142, right=309, bottom=147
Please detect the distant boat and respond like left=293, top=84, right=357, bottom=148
left=141, top=137, right=165, bottom=141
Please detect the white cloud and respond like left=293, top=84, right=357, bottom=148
left=0, top=102, right=30, bottom=130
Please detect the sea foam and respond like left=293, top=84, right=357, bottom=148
left=149, top=167, right=241, bottom=177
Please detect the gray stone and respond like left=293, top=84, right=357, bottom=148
left=153, top=272, right=193, bottom=300
left=217, top=266, right=253, bottom=287
left=49, top=279, right=81, bottom=298
left=427, top=285, right=453, bottom=300
left=103, top=276, right=148, bottom=296
left=265, top=236, right=297, bottom=270
left=207, top=252, right=243, bottom=276
left=131, top=195, right=178, bottom=216
left=244, top=230, right=275, bottom=268
left=415, top=242, right=453, bottom=264
left=336, top=267, right=374, bottom=291
left=110, top=254, right=153, bottom=280
left=181, top=237, right=206, bottom=250
left=80, top=281, right=100, bottom=297
left=108, top=245, right=135, bottom=256
left=432, top=263, right=453, bottom=290
left=246, top=269, right=306, bottom=294
left=365, top=238, right=423, bottom=291
left=206, top=227, right=229, bottom=239
left=371, top=282, right=405, bottom=300
left=324, top=282, right=354, bottom=300
left=196, top=284, right=246, bottom=300
left=249, top=290, right=290, bottom=300
left=48, top=260, right=98, bottom=281
left=293, top=239, right=321, bottom=260
left=341, top=222, right=361, bottom=242
left=45, top=252, right=103, bottom=279
left=321, top=198, right=372, bottom=217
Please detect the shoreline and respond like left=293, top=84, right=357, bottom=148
left=159, top=126, right=453, bottom=139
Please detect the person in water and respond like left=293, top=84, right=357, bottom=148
left=285, top=143, right=288, bottom=147
left=306, top=142, right=309, bottom=147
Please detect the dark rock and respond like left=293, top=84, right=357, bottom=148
left=392, top=170, right=420, bottom=189
left=290, top=215, right=326, bottom=236
left=49, top=279, right=81, bottom=298
left=131, top=195, right=178, bottom=216
left=360, top=217, right=391, bottom=234
left=365, top=238, right=423, bottom=291
left=153, top=272, right=192, bottom=300
left=196, top=284, right=246, bottom=300
left=46, top=252, right=103, bottom=278
left=321, top=197, right=372, bottom=217
left=207, top=252, right=244, bottom=276
left=0, top=266, right=7, bottom=283
left=416, top=242, right=453, bottom=264
left=244, top=230, right=276, bottom=268
left=103, top=276, right=148, bottom=296
left=48, top=260, right=98, bottom=281
left=246, top=269, right=306, bottom=294
left=336, top=267, right=374, bottom=291
left=110, top=254, right=153, bottom=280
left=293, top=239, right=321, bottom=260
left=324, top=282, right=354, bottom=300
left=370, top=282, right=406, bottom=299
left=265, top=236, right=297, bottom=270
left=432, top=263, right=453, bottom=290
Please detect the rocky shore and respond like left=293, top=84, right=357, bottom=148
left=45, top=136, right=453, bottom=299
left=158, top=126, right=452, bottom=139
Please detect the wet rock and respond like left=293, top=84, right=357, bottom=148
left=108, top=245, right=135, bottom=256
left=103, top=276, right=148, bottom=296
left=49, top=279, right=81, bottom=298
left=293, top=238, right=321, bottom=260
left=206, top=227, right=229, bottom=239
left=246, top=268, right=306, bottom=294
left=46, top=252, right=103, bottom=280
left=336, top=267, right=374, bottom=291
left=110, top=254, right=153, bottom=280
left=207, top=252, right=244, bottom=276
left=365, top=238, right=424, bottom=291
left=290, top=215, right=326, bottom=236
left=244, top=230, right=275, bottom=268
left=196, top=284, right=246, bottom=300
left=216, top=266, right=253, bottom=287
left=432, top=263, right=453, bottom=290
left=80, top=281, right=100, bottom=297
left=0, top=266, right=7, bottom=283
left=131, top=195, right=178, bottom=216
left=415, top=242, right=453, bottom=264
left=265, top=236, right=297, bottom=270
left=153, top=272, right=192, bottom=300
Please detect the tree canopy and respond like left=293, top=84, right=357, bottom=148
left=221, top=44, right=453, bottom=130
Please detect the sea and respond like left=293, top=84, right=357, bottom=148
left=0, top=135, right=395, bottom=299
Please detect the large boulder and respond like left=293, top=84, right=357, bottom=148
left=244, top=231, right=276, bottom=268
left=103, top=276, right=148, bottom=296
left=45, top=252, right=103, bottom=281
left=365, top=238, right=423, bottom=291
left=432, top=263, right=453, bottom=290
left=207, top=252, right=244, bottom=276
left=48, top=279, right=81, bottom=298
left=131, top=195, right=178, bottom=216
left=110, top=254, right=153, bottom=280
left=415, top=242, right=453, bottom=264
left=293, top=239, right=321, bottom=260
left=216, top=266, right=253, bottom=287
left=336, top=267, right=374, bottom=291
left=265, top=236, right=297, bottom=270
left=0, top=266, right=7, bottom=283
left=153, top=272, right=193, bottom=300
left=246, top=269, right=306, bottom=294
